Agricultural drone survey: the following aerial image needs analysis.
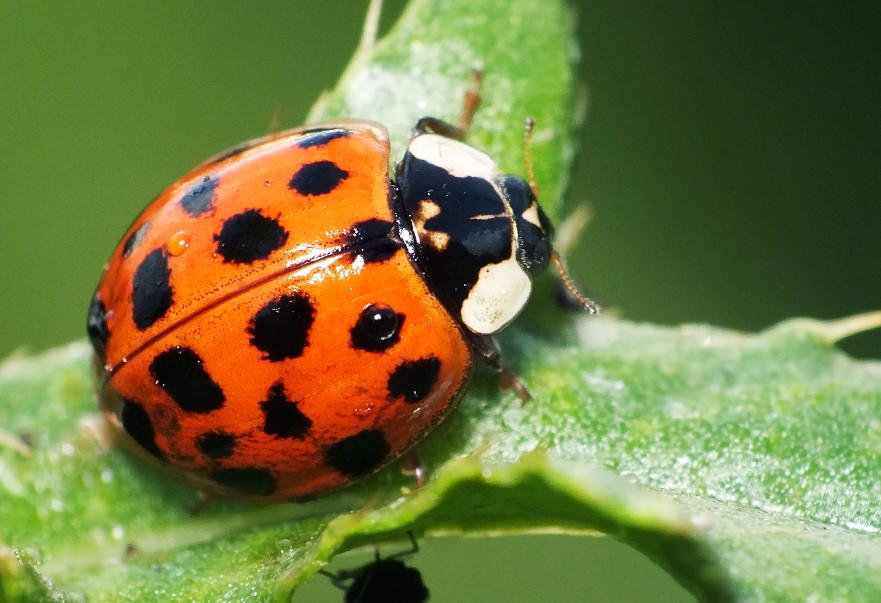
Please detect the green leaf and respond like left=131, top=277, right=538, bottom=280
left=3, top=1, right=881, bottom=602
left=6, top=314, right=881, bottom=601
left=307, top=0, right=578, bottom=219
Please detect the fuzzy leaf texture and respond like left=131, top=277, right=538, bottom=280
left=3, top=0, right=881, bottom=602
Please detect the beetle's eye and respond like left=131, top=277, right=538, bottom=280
left=496, top=175, right=553, bottom=275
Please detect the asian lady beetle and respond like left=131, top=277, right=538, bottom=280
left=86, top=102, right=594, bottom=500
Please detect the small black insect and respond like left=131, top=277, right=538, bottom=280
left=321, top=532, right=430, bottom=603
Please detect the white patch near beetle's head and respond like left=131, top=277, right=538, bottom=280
left=520, top=202, right=543, bottom=229
left=460, top=257, right=532, bottom=334
left=407, top=134, right=498, bottom=180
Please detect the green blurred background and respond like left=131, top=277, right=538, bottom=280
left=1, top=1, right=878, bottom=601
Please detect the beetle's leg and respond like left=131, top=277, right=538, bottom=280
left=466, top=333, right=531, bottom=402
left=413, top=68, right=484, bottom=140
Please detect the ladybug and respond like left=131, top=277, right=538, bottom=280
left=321, top=533, right=429, bottom=603
left=86, top=100, right=594, bottom=500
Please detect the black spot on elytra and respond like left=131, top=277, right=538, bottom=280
left=387, top=357, right=441, bottom=404
left=132, top=248, right=173, bottom=330
left=122, top=222, right=149, bottom=258
left=345, top=219, right=393, bottom=245
left=179, top=175, right=218, bottom=216
left=214, top=209, right=289, bottom=264
left=325, top=429, right=390, bottom=477
left=195, top=430, right=237, bottom=459
left=288, top=160, right=349, bottom=196
left=359, top=240, right=400, bottom=263
left=86, top=293, right=109, bottom=356
left=248, top=293, right=315, bottom=362
left=344, top=219, right=398, bottom=264
left=149, top=347, right=225, bottom=413
left=295, top=128, right=351, bottom=148
left=120, top=399, right=164, bottom=459
left=351, top=304, right=404, bottom=353
left=261, top=382, right=312, bottom=440
left=209, top=467, right=277, bottom=497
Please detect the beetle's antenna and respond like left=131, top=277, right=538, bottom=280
left=551, top=251, right=600, bottom=314
left=524, top=119, right=599, bottom=314
left=523, top=117, right=540, bottom=198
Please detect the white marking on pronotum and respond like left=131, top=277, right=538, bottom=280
left=460, top=257, right=532, bottom=334
left=412, top=199, right=450, bottom=250
left=418, top=199, right=442, bottom=220
left=407, top=134, right=497, bottom=180
left=409, top=130, right=533, bottom=334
